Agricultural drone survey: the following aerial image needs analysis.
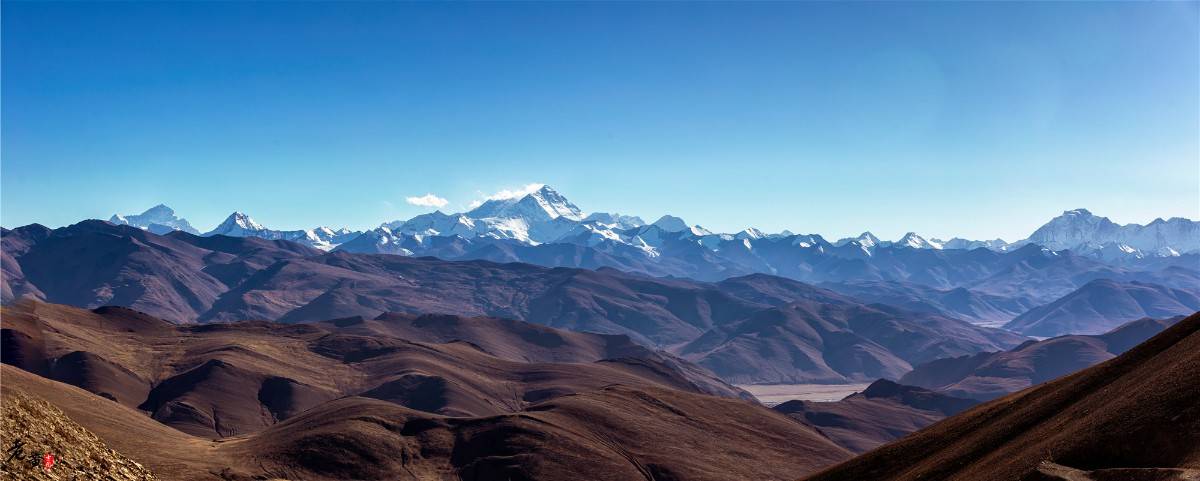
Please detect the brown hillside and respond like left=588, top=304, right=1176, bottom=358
left=802, top=312, right=1200, bottom=481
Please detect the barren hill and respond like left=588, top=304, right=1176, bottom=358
left=802, top=312, right=1200, bottom=481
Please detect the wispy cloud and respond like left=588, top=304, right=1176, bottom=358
left=467, top=183, right=544, bottom=209
left=405, top=193, right=449, bottom=208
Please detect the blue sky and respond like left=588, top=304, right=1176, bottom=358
left=3, top=2, right=1197, bottom=241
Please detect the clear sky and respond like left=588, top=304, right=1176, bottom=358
left=3, top=2, right=1197, bottom=241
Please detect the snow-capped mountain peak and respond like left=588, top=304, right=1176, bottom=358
left=835, top=232, right=880, bottom=248
left=108, top=204, right=200, bottom=235
left=467, top=184, right=583, bottom=223
left=140, top=204, right=174, bottom=219
left=735, top=228, right=765, bottom=240
left=526, top=184, right=584, bottom=220
left=895, top=232, right=943, bottom=250
left=651, top=215, right=690, bottom=232
left=207, top=212, right=267, bottom=236
left=383, top=185, right=585, bottom=245
left=938, top=237, right=1010, bottom=251
left=583, top=212, right=645, bottom=229
left=1020, top=208, right=1199, bottom=259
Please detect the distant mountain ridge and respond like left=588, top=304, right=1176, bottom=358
left=27, top=188, right=1200, bottom=334
left=100, top=187, right=1198, bottom=262
left=60, top=189, right=1200, bottom=335
left=900, top=315, right=1185, bottom=400
left=1003, top=279, right=1200, bottom=336
left=202, top=211, right=358, bottom=251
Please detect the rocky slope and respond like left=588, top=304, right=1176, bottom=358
left=3, top=353, right=852, bottom=481
left=0, top=386, right=158, bottom=481
left=802, top=312, right=1200, bottom=481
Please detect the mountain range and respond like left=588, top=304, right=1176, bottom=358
left=95, top=188, right=1198, bottom=334
left=4, top=191, right=1198, bottom=481
left=1, top=220, right=1027, bottom=385
left=107, top=186, right=1199, bottom=263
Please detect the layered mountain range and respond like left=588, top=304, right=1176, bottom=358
left=1, top=300, right=748, bottom=432
left=0, top=220, right=1026, bottom=384
left=4, top=188, right=1197, bottom=481
left=108, top=186, right=1199, bottom=264
left=95, top=187, right=1198, bottom=335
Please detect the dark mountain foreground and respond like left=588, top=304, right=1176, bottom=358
left=900, top=315, right=1186, bottom=400
left=0, top=300, right=748, bottom=435
left=802, top=311, right=1200, bottom=481
left=774, top=379, right=976, bottom=453
left=1, top=300, right=853, bottom=480
left=2, top=365, right=851, bottom=481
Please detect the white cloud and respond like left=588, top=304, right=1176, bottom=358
left=405, top=193, right=449, bottom=208
left=485, top=183, right=545, bottom=201
left=467, top=183, right=544, bottom=209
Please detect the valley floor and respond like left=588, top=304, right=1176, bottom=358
left=737, top=383, right=873, bottom=405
